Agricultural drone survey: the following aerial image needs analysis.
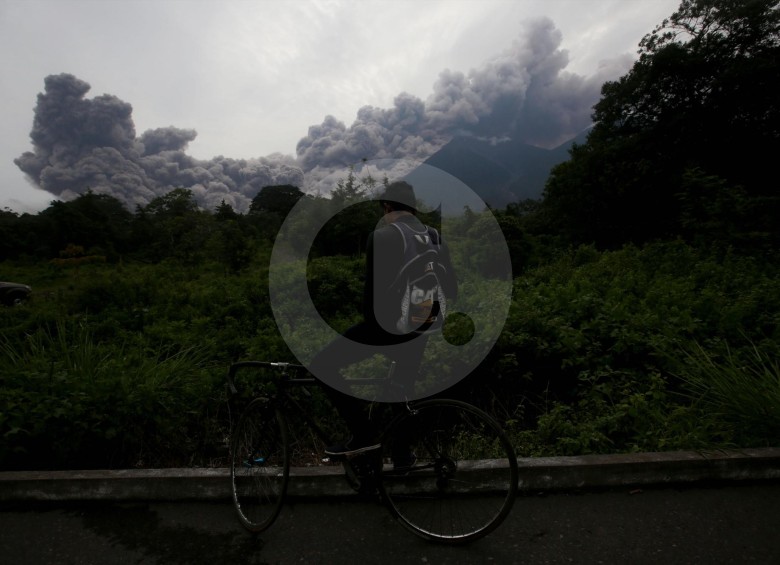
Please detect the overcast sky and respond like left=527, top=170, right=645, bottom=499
left=0, top=0, right=680, bottom=213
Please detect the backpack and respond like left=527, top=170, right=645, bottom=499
left=390, top=221, right=449, bottom=335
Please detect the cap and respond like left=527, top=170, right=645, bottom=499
left=379, top=181, right=417, bottom=211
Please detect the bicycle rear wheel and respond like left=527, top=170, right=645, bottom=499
left=230, top=398, right=289, bottom=532
left=379, top=399, right=518, bottom=544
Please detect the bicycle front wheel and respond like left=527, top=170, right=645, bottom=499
left=379, top=399, right=518, bottom=544
left=230, top=398, right=289, bottom=532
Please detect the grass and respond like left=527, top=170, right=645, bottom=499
left=673, top=339, right=780, bottom=447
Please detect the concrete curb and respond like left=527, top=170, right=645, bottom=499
left=1, top=448, right=779, bottom=502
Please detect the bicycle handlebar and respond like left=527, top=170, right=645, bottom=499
left=226, top=360, right=402, bottom=399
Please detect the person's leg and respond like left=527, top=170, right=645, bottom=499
left=309, top=325, right=378, bottom=446
left=309, top=325, right=429, bottom=451
left=387, top=334, right=428, bottom=400
left=384, top=334, right=429, bottom=466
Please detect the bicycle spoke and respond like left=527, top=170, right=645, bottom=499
left=230, top=399, right=289, bottom=532
left=379, top=399, right=517, bottom=544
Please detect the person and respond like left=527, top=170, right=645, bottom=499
left=309, top=181, right=458, bottom=460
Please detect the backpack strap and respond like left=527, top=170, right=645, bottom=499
left=389, top=222, right=408, bottom=255
left=390, top=222, right=439, bottom=249
left=389, top=222, right=440, bottom=286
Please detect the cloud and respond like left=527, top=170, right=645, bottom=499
left=296, top=17, right=631, bottom=176
left=15, top=74, right=303, bottom=212
left=15, top=18, right=631, bottom=211
left=139, top=127, right=198, bottom=155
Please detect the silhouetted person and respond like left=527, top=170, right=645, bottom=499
left=309, top=181, right=457, bottom=460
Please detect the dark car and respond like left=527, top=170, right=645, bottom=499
left=0, top=281, right=32, bottom=306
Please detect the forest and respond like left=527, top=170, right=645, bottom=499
left=1, top=0, right=779, bottom=470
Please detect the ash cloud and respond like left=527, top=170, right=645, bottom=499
left=15, top=74, right=303, bottom=212
left=16, top=18, right=628, bottom=209
left=139, top=127, right=197, bottom=154
left=297, top=18, right=627, bottom=192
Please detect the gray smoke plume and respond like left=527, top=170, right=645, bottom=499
left=297, top=18, right=630, bottom=192
left=15, top=74, right=304, bottom=212
left=16, top=18, right=629, bottom=210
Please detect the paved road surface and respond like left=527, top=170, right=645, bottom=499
left=2, top=482, right=779, bottom=564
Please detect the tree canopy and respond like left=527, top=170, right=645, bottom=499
left=541, top=0, right=780, bottom=248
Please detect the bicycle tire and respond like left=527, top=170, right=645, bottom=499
left=230, top=398, right=290, bottom=532
left=378, top=399, right=518, bottom=544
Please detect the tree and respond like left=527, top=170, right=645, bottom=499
left=207, top=215, right=257, bottom=272
left=133, top=188, right=213, bottom=263
left=311, top=169, right=383, bottom=257
left=0, top=209, right=31, bottom=260
left=330, top=166, right=379, bottom=204
left=249, top=185, right=304, bottom=218
left=19, top=191, right=134, bottom=259
left=143, top=187, right=199, bottom=219
left=541, top=0, right=780, bottom=248
left=214, top=200, right=239, bottom=222
left=248, top=185, right=305, bottom=242
left=208, top=199, right=258, bottom=271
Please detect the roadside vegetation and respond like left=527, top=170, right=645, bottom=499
left=2, top=0, right=779, bottom=469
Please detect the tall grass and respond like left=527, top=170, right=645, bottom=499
left=673, top=340, right=780, bottom=447
left=0, top=320, right=220, bottom=469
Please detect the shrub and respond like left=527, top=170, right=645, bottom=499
left=0, top=320, right=217, bottom=469
left=670, top=339, right=780, bottom=448
left=494, top=241, right=780, bottom=453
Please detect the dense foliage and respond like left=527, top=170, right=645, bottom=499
left=540, top=0, right=780, bottom=248
left=1, top=0, right=778, bottom=469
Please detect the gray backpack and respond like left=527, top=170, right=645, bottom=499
left=390, top=222, right=449, bottom=334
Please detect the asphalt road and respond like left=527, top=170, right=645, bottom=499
left=2, top=482, right=779, bottom=564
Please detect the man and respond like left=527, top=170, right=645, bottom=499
left=309, top=181, right=458, bottom=458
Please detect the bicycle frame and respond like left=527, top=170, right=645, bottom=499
left=227, top=361, right=405, bottom=457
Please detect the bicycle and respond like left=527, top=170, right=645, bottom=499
left=226, top=360, right=518, bottom=544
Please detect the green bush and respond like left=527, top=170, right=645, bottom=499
left=494, top=241, right=780, bottom=454
left=1, top=238, right=778, bottom=469
left=0, top=320, right=219, bottom=469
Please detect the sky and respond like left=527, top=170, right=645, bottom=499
left=0, top=0, right=681, bottom=214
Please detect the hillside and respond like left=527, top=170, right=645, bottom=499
left=421, top=128, right=590, bottom=207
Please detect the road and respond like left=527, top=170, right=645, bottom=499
left=2, top=482, right=779, bottom=564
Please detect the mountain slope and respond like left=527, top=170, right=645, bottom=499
left=420, top=129, right=589, bottom=207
